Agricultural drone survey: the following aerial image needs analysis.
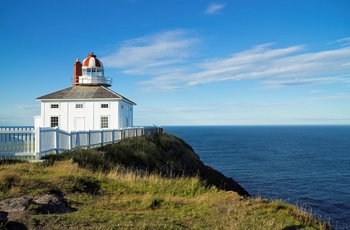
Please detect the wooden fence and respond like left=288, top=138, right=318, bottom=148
left=0, top=126, right=36, bottom=159
left=0, top=126, right=160, bottom=160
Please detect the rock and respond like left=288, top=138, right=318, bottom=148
left=0, top=190, right=76, bottom=227
left=0, top=195, right=32, bottom=212
left=0, top=211, right=8, bottom=222
left=0, top=196, right=31, bottom=227
left=32, top=190, right=75, bottom=214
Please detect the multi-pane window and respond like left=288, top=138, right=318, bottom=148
left=51, top=117, right=59, bottom=127
left=51, top=104, right=59, bottom=109
left=101, top=103, right=109, bottom=108
left=75, top=103, right=83, bottom=109
left=101, top=116, right=109, bottom=129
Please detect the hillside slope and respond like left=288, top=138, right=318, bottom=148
left=98, top=132, right=250, bottom=197
left=0, top=132, right=331, bottom=229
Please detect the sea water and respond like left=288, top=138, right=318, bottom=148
left=164, top=126, right=350, bottom=229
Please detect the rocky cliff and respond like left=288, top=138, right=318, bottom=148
left=99, top=132, right=250, bottom=197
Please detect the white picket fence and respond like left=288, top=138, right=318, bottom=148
left=0, top=126, right=160, bottom=160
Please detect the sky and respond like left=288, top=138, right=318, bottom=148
left=0, top=0, right=350, bottom=126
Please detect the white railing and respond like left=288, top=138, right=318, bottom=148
left=0, top=126, right=36, bottom=159
left=78, top=76, right=112, bottom=86
left=0, top=126, right=160, bottom=159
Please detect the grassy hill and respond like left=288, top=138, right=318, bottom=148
left=0, top=132, right=331, bottom=229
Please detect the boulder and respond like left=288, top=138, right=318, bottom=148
left=0, top=211, right=8, bottom=223
left=0, top=195, right=32, bottom=213
left=0, top=190, right=75, bottom=227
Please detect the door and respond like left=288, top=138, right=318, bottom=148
left=74, top=117, right=85, bottom=131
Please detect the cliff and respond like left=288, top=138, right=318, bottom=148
left=0, top=132, right=331, bottom=229
left=99, top=132, right=250, bottom=197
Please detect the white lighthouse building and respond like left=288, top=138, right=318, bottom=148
left=35, top=53, right=136, bottom=132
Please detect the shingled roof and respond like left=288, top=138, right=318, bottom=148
left=37, top=86, right=136, bottom=105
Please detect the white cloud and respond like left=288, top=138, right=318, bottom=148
left=101, top=31, right=350, bottom=92
left=15, top=104, right=40, bottom=111
left=260, top=75, right=350, bottom=89
left=101, top=30, right=198, bottom=72
left=205, top=3, right=225, bottom=14
left=192, top=45, right=350, bottom=86
left=332, top=37, right=350, bottom=46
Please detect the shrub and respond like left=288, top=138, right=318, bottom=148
left=43, top=149, right=113, bottom=172
left=0, top=171, right=21, bottom=192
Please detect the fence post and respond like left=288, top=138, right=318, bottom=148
left=101, top=130, right=104, bottom=147
left=88, top=130, right=91, bottom=148
left=55, top=127, right=59, bottom=154
left=77, top=131, right=80, bottom=148
left=69, top=132, right=72, bottom=151
left=35, top=127, right=41, bottom=159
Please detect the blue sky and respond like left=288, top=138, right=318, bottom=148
left=1, top=0, right=350, bottom=126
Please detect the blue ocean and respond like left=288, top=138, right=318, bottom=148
left=164, top=126, right=350, bottom=229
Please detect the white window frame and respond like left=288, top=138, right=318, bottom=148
left=101, top=103, right=109, bottom=109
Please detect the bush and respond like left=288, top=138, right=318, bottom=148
left=43, top=148, right=113, bottom=172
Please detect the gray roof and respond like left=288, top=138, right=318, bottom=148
left=37, top=86, right=136, bottom=105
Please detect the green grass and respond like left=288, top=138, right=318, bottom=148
left=0, top=133, right=331, bottom=229
left=0, top=160, right=330, bottom=229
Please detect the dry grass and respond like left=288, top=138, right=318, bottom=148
left=0, top=160, right=331, bottom=229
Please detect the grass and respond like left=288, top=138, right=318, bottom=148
left=0, top=133, right=332, bottom=229
left=0, top=160, right=330, bottom=229
left=39, top=132, right=251, bottom=197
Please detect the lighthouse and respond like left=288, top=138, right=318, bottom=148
left=35, top=53, right=136, bottom=132
left=73, top=53, right=112, bottom=87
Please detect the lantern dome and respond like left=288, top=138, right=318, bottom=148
left=82, top=53, right=104, bottom=68
left=73, top=53, right=112, bottom=87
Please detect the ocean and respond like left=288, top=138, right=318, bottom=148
left=164, top=125, right=350, bottom=229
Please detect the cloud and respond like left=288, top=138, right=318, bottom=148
left=101, top=31, right=350, bottom=92
left=15, top=104, right=40, bottom=111
left=205, top=2, right=225, bottom=14
left=260, top=75, right=350, bottom=89
left=101, top=29, right=198, bottom=71
left=332, top=37, right=350, bottom=46
left=191, top=44, right=350, bottom=86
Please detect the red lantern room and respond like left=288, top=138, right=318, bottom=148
left=73, top=53, right=112, bottom=87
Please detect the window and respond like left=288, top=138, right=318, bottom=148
left=51, top=104, right=59, bottom=109
left=75, top=103, right=83, bottom=109
left=101, top=103, right=109, bottom=108
left=101, top=116, right=109, bottom=129
left=121, top=104, right=124, bottom=109
left=51, top=117, right=59, bottom=127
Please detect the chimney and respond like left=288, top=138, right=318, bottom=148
left=73, top=58, right=82, bottom=86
